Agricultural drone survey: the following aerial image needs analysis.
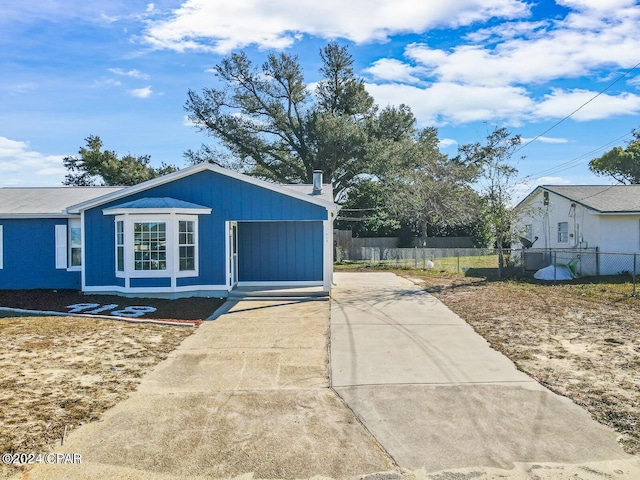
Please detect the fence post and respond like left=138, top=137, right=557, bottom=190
left=596, top=246, right=600, bottom=276
left=633, top=253, right=637, bottom=297
left=553, top=250, right=557, bottom=282
left=414, top=246, right=418, bottom=269
left=457, top=249, right=460, bottom=274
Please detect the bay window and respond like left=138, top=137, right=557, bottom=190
left=112, top=215, right=199, bottom=279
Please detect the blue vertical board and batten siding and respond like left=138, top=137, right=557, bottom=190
left=83, top=169, right=328, bottom=290
left=0, top=219, right=81, bottom=289
left=238, top=222, right=323, bottom=281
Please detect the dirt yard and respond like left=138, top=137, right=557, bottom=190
left=0, top=315, right=195, bottom=478
left=399, top=271, right=640, bottom=456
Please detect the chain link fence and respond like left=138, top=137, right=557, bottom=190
left=336, top=247, right=513, bottom=274
left=336, top=246, right=640, bottom=297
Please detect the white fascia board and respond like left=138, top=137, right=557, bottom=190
left=66, top=163, right=337, bottom=214
left=103, top=207, right=212, bottom=216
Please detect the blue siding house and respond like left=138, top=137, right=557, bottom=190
left=0, top=164, right=337, bottom=297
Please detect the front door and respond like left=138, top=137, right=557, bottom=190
left=228, top=221, right=238, bottom=288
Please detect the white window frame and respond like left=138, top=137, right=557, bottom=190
left=558, top=221, right=569, bottom=243
left=178, top=219, right=197, bottom=272
left=116, top=220, right=125, bottom=273
left=113, top=214, right=199, bottom=280
left=68, top=218, right=82, bottom=270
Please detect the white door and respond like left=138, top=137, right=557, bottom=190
left=229, top=221, right=238, bottom=287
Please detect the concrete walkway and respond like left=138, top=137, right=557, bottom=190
left=21, top=297, right=392, bottom=479
left=331, top=272, right=640, bottom=478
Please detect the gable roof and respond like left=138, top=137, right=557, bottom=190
left=518, top=185, right=640, bottom=214
left=67, top=163, right=338, bottom=214
left=0, top=187, right=124, bottom=218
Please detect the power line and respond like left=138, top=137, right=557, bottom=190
left=514, top=60, right=640, bottom=155
left=521, top=131, right=634, bottom=180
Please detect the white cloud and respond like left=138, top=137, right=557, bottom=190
left=366, top=81, right=640, bottom=125
left=0, top=137, right=66, bottom=187
left=364, top=59, right=425, bottom=84
left=375, top=1, right=640, bottom=90
left=108, top=68, right=150, bottom=80
left=143, top=0, right=530, bottom=53
left=129, top=86, right=153, bottom=98
left=519, top=136, right=569, bottom=144
left=94, top=78, right=122, bottom=87
left=360, top=0, right=640, bottom=126
left=533, top=88, right=640, bottom=121
left=439, top=138, right=458, bottom=148
left=366, top=82, right=533, bottom=126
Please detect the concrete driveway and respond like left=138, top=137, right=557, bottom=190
left=21, top=297, right=392, bottom=479
left=331, top=272, right=640, bottom=478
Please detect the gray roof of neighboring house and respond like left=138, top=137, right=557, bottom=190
left=0, top=187, right=124, bottom=216
left=533, top=185, right=640, bottom=213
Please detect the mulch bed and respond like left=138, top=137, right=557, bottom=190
left=0, top=290, right=226, bottom=321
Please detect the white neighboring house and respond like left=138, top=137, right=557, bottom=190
left=515, top=185, right=640, bottom=275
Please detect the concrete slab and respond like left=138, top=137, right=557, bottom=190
left=330, top=272, right=639, bottom=476
left=225, top=299, right=330, bottom=318
left=331, top=323, right=535, bottom=386
left=21, top=295, right=393, bottom=479
left=26, top=390, right=389, bottom=480
left=138, top=348, right=328, bottom=392
left=336, top=384, right=630, bottom=471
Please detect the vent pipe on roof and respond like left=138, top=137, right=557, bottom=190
left=312, top=170, right=323, bottom=195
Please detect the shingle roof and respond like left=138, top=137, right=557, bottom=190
left=542, top=185, right=640, bottom=213
left=0, top=187, right=124, bottom=216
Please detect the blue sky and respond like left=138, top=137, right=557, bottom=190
left=1, top=0, right=639, bottom=199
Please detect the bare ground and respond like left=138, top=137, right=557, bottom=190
left=398, top=271, right=640, bottom=456
left=0, top=316, right=194, bottom=478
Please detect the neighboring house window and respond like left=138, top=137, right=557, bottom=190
left=134, top=222, right=167, bottom=271
left=179, top=220, right=196, bottom=271
left=558, top=222, right=569, bottom=243
left=525, top=224, right=533, bottom=241
left=116, top=221, right=124, bottom=272
left=68, top=219, right=82, bottom=267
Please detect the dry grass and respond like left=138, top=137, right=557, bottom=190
left=0, top=316, right=194, bottom=478
left=399, top=272, right=640, bottom=456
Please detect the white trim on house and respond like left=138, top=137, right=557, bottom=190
left=103, top=207, right=211, bottom=216
left=55, top=224, right=67, bottom=269
left=67, top=163, right=338, bottom=214
left=81, top=211, right=86, bottom=290
left=82, top=284, right=229, bottom=295
left=0, top=225, right=3, bottom=270
left=323, top=218, right=333, bottom=292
